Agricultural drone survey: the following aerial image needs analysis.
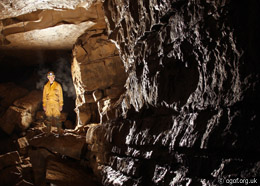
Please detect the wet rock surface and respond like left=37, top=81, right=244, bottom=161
left=0, top=0, right=260, bottom=185
left=87, top=0, right=260, bottom=185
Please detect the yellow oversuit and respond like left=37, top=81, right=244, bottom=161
left=43, top=81, right=63, bottom=133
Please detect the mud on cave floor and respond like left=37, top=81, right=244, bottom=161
left=0, top=119, right=102, bottom=186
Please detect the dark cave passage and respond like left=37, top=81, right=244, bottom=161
left=0, top=49, right=76, bottom=124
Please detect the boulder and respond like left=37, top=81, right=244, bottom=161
left=0, top=106, right=32, bottom=134
left=25, top=121, right=46, bottom=140
left=17, top=136, right=30, bottom=155
left=0, top=151, right=25, bottom=186
left=13, top=90, right=42, bottom=113
left=46, top=158, right=99, bottom=186
left=0, top=106, right=23, bottom=134
left=0, top=165, right=22, bottom=186
left=0, top=151, right=22, bottom=170
left=0, top=90, right=42, bottom=134
left=28, top=148, right=54, bottom=186
left=0, top=82, right=28, bottom=108
left=20, top=157, right=34, bottom=185
left=29, top=133, right=86, bottom=160
left=18, top=137, right=29, bottom=149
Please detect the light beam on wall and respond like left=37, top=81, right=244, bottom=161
left=3, top=21, right=95, bottom=49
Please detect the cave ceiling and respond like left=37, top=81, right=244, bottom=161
left=0, top=0, right=104, bottom=65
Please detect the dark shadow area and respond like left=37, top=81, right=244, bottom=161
left=0, top=129, right=18, bottom=155
left=158, top=56, right=199, bottom=106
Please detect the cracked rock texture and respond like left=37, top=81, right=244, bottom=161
left=0, top=0, right=259, bottom=185
left=88, top=0, right=260, bottom=185
left=71, top=2, right=126, bottom=126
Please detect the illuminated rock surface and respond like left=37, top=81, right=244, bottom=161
left=0, top=0, right=259, bottom=185
left=71, top=24, right=126, bottom=127
left=92, top=0, right=260, bottom=185
left=0, top=0, right=102, bottom=49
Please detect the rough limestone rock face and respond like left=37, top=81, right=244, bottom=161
left=71, top=5, right=126, bottom=127
left=89, top=0, right=260, bottom=185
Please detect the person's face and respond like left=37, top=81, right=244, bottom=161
left=47, top=75, right=55, bottom=83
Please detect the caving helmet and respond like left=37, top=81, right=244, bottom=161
left=47, top=71, right=55, bottom=77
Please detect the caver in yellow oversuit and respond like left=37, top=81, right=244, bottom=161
left=43, top=71, right=63, bottom=135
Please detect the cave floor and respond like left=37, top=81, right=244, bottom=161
left=0, top=121, right=101, bottom=186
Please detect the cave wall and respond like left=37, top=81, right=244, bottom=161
left=71, top=2, right=126, bottom=127
left=87, top=0, right=260, bottom=185
left=0, top=0, right=259, bottom=185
